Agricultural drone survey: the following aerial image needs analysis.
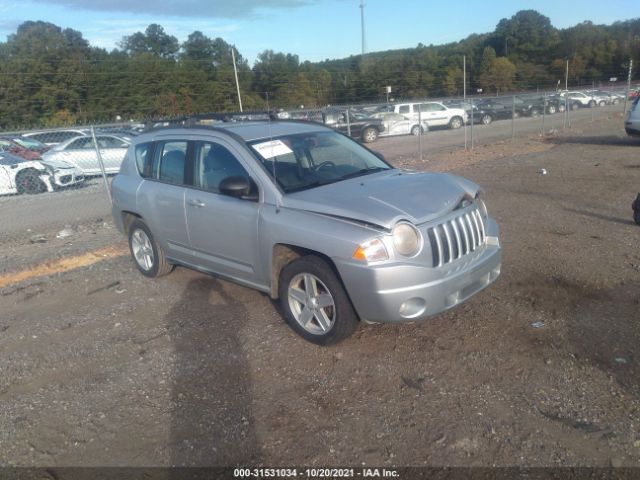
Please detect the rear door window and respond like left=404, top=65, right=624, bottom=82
left=155, top=141, right=188, bottom=185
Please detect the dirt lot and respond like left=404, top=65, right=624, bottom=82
left=0, top=115, right=639, bottom=468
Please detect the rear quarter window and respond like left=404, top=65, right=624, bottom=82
left=135, top=142, right=154, bottom=178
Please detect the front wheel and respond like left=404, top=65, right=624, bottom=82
left=16, top=170, right=47, bottom=194
left=599, top=100, right=606, bottom=106
left=481, top=114, right=492, bottom=125
left=449, top=116, right=463, bottom=129
left=588, top=100, right=596, bottom=107
left=361, top=127, right=378, bottom=143
left=571, top=102, right=580, bottom=111
left=410, top=125, right=422, bottom=136
left=279, top=255, right=359, bottom=345
left=530, top=108, right=541, bottom=117
left=547, top=105, right=557, bottom=114
left=128, top=219, right=174, bottom=278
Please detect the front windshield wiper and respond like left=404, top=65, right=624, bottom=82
left=340, top=166, right=389, bottom=180
left=285, top=178, right=339, bottom=193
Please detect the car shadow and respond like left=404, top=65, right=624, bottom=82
left=547, top=135, right=640, bottom=147
left=168, top=276, right=261, bottom=467
left=564, top=207, right=636, bottom=226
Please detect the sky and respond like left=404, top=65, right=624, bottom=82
left=0, top=0, right=637, bottom=64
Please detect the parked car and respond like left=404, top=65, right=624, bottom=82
left=586, top=90, right=624, bottom=105
left=474, top=99, right=524, bottom=120
left=111, top=122, right=501, bottom=344
left=0, top=152, right=49, bottom=195
left=22, top=129, right=89, bottom=146
left=625, top=95, right=639, bottom=137
left=7, top=135, right=51, bottom=155
left=323, top=109, right=385, bottom=143
left=371, top=112, right=429, bottom=136
left=41, top=134, right=130, bottom=175
left=559, top=91, right=597, bottom=109
left=0, top=137, right=43, bottom=161
left=390, top=102, right=467, bottom=129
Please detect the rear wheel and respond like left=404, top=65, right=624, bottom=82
left=571, top=102, right=580, bottom=111
left=16, top=169, right=47, bottom=194
left=362, top=127, right=378, bottom=143
left=279, top=255, right=359, bottom=345
left=558, top=104, right=566, bottom=113
left=410, top=125, right=422, bottom=136
left=547, top=105, right=557, bottom=114
left=481, top=114, right=492, bottom=125
left=449, top=116, right=463, bottom=129
left=128, top=219, right=174, bottom=278
left=530, top=108, right=541, bottom=117
left=598, top=100, right=606, bottom=106
left=588, top=100, right=596, bottom=107
left=612, top=98, right=620, bottom=105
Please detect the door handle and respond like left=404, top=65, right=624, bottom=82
left=188, top=199, right=205, bottom=208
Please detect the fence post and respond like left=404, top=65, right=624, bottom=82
left=563, top=97, right=568, bottom=129
left=346, top=108, right=351, bottom=137
left=511, top=95, right=516, bottom=141
left=591, top=95, right=595, bottom=122
left=464, top=102, right=468, bottom=150
left=91, top=126, right=112, bottom=206
left=417, top=104, right=423, bottom=162
left=470, top=97, right=474, bottom=150
left=542, top=93, right=546, bottom=136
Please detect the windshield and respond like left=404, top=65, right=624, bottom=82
left=13, top=136, right=47, bottom=150
left=248, top=130, right=392, bottom=193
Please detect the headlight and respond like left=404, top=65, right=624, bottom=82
left=353, top=238, right=388, bottom=262
left=392, top=222, right=421, bottom=257
left=475, top=193, right=488, bottom=218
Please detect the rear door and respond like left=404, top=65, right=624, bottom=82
left=59, top=137, right=98, bottom=173
left=136, top=140, right=191, bottom=260
left=184, top=139, right=261, bottom=283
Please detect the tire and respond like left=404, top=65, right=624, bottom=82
left=410, top=125, right=422, bottom=136
left=512, top=111, right=520, bottom=119
left=571, top=102, right=580, bottom=111
left=16, top=169, right=47, bottom=194
left=448, top=116, right=463, bottom=129
left=599, top=100, right=606, bottom=106
left=530, top=108, right=541, bottom=117
left=128, top=219, right=174, bottom=278
left=612, top=99, right=620, bottom=105
left=547, top=105, right=557, bottom=114
left=279, top=255, right=359, bottom=345
left=588, top=100, right=596, bottom=108
left=558, top=104, right=566, bottom=113
left=481, top=114, right=492, bottom=125
left=361, top=127, right=378, bottom=143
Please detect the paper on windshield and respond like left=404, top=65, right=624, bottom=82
left=251, top=140, right=292, bottom=159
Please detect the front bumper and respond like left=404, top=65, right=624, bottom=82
left=51, top=168, right=85, bottom=188
left=336, top=219, right=502, bottom=324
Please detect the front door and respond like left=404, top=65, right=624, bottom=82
left=184, top=140, right=260, bottom=283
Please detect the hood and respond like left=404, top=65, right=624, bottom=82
left=282, top=170, right=479, bottom=229
left=40, top=158, right=78, bottom=170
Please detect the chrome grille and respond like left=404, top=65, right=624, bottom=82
left=427, top=208, right=486, bottom=267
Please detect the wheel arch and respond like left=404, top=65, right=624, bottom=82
left=270, top=243, right=342, bottom=300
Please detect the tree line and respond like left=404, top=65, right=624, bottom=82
left=0, top=10, right=638, bottom=129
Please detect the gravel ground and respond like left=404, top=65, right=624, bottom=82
left=0, top=114, right=639, bottom=468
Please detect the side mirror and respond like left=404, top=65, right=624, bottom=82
left=219, top=176, right=258, bottom=201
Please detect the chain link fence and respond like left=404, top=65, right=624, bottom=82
left=0, top=86, right=634, bottom=269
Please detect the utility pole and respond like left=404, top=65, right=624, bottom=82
left=565, top=59, right=569, bottom=91
left=231, top=47, right=243, bottom=112
left=624, top=59, right=633, bottom=113
left=360, top=0, right=366, bottom=56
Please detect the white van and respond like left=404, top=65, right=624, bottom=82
left=391, top=102, right=468, bottom=129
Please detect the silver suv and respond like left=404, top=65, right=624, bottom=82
left=111, top=121, right=501, bottom=344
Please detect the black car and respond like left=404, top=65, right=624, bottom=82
left=473, top=100, right=520, bottom=123
left=323, top=109, right=385, bottom=143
